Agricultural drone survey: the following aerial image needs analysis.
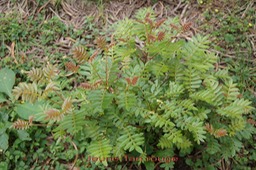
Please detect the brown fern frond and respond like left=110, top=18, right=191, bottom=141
left=43, top=64, right=58, bottom=81
left=79, top=82, right=92, bottom=90
left=72, top=46, right=88, bottom=63
left=12, top=83, right=39, bottom=103
left=12, top=119, right=32, bottom=130
left=214, top=129, right=227, bottom=138
left=62, top=97, right=72, bottom=113
left=157, top=31, right=165, bottom=41
left=145, top=13, right=154, bottom=27
left=93, top=80, right=103, bottom=88
left=65, top=62, right=79, bottom=73
left=95, top=37, right=107, bottom=50
left=126, top=76, right=139, bottom=86
left=155, top=18, right=166, bottom=28
left=205, top=123, right=214, bottom=134
left=27, top=68, right=45, bottom=84
left=182, top=22, right=192, bottom=32
left=247, top=118, right=256, bottom=126
left=170, top=23, right=180, bottom=31
left=42, top=82, right=59, bottom=98
left=45, top=109, right=63, bottom=121
left=88, top=50, right=99, bottom=63
left=148, top=34, right=156, bottom=43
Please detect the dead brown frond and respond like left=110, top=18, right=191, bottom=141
left=155, top=18, right=166, bottom=28
left=182, top=22, right=192, bottom=32
left=79, top=82, right=92, bottom=90
left=65, top=62, right=79, bottom=73
left=88, top=50, right=99, bottom=63
left=95, top=37, right=107, bottom=50
left=45, top=109, right=63, bottom=121
left=148, top=34, right=156, bottom=43
left=62, top=97, right=72, bottom=113
left=214, top=129, right=227, bottom=138
left=72, top=46, right=88, bottom=63
left=12, top=119, right=32, bottom=130
left=157, top=31, right=165, bottom=41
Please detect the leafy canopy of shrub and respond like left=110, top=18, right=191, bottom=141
left=0, top=8, right=254, bottom=169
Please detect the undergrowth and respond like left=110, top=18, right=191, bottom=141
left=0, top=7, right=255, bottom=170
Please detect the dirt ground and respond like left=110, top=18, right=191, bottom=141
left=1, top=0, right=255, bottom=59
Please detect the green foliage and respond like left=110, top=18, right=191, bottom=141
left=0, top=7, right=255, bottom=170
left=0, top=68, right=15, bottom=98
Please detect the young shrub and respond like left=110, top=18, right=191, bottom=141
left=9, top=8, right=255, bottom=169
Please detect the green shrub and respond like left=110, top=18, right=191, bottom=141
left=0, top=8, right=255, bottom=169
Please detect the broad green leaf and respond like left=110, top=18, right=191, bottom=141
left=17, top=130, right=31, bottom=141
left=0, top=68, right=15, bottom=98
left=0, top=162, right=8, bottom=170
left=0, top=93, right=6, bottom=103
left=144, top=161, right=155, bottom=170
left=0, top=133, right=8, bottom=151
left=15, top=102, right=44, bottom=120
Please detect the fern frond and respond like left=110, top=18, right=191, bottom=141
left=167, top=82, right=184, bottom=98
left=217, top=99, right=253, bottom=118
left=88, top=50, right=99, bottom=63
left=232, top=98, right=253, bottom=114
left=155, top=18, right=166, bottom=28
left=190, top=90, right=215, bottom=105
left=43, top=64, right=58, bottom=81
left=213, top=129, right=227, bottom=138
left=95, top=37, right=107, bottom=50
left=117, top=126, right=144, bottom=154
left=191, top=34, right=210, bottom=50
left=87, top=138, right=112, bottom=165
left=72, top=46, right=88, bottom=63
left=157, top=136, right=173, bottom=149
left=147, top=61, right=169, bottom=77
left=202, top=77, right=224, bottom=106
left=145, top=112, right=175, bottom=129
left=176, top=116, right=206, bottom=144
left=79, top=82, right=92, bottom=90
left=169, top=61, right=184, bottom=83
left=42, top=82, right=59, bottom=98
left=65, top=62, right=79, bottom=73
left=12, top=119, right=32, bottom=130
left=229, top=118, right=245, bottom=133
left=135, top=8, right=156, bottom=21
left=157, top=31, right=165, bottom=41
left=182, top=22, right=192, bottom=32
left=179, top=99, right=197, bottom=111
left=206, top=137, right=221, bottom=154
left=84, top=123, right=103, bottom=140
left=223, top=79, right=240, bottom=103
left=45, top=108, right=63, bottom=122
left=205, top=123, right=214, bottom=134
left=53, top=111, right=86, bottom=136
left=214, top=69, right=230, bottom=80
left=62, top=97, right=72, bottom=113
left=87, top=90, right=114, bottom=113
left=113, top=144, right=126, bottom=160
left=12, top=83, right=39, bottom=103
left=27, top=68, right=45, bottom=84
left=116, top=92, right=137, bottom=111
left=163, top=128, right=183, bottom=144
left=175, top=136, right=192, bottom=150
left=161, top=100, right=182, bottom=119
left=183, top=68, right=202, bottom=92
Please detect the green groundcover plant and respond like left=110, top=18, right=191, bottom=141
left=0, top=8, right=255, bottom=169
